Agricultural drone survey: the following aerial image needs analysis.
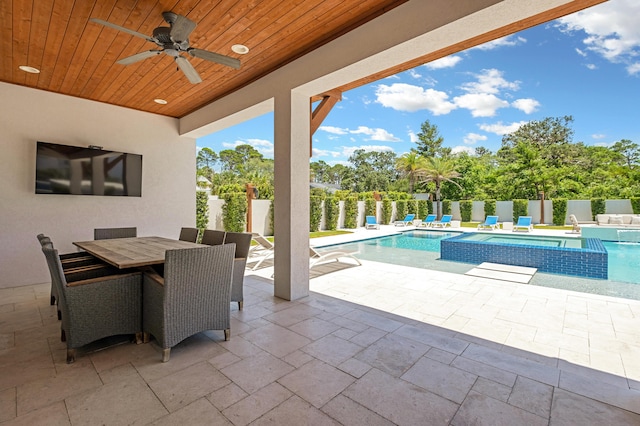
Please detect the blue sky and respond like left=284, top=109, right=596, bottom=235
left=197, top=0, right=640, bottom=165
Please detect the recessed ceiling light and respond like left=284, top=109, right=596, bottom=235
left=231, top=44, right=249, bottom=54
left=154, top=98, right=168, bottom=105
left=19, top=65, right=40, bottom=74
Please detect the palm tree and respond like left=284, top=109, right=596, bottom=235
left=395, top=152, right=426, bottom=194
left=418, top=157, right=462, bottom=218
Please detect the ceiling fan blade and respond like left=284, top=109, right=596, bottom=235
left=188, top=48, right=241, bottom=69
left=170, top=14, right=197, bottom=42
left=90, top=18, right=155, bottom=43
left=175, top=56, right=202, bottom=84
left=117, top=50, right=162, bottom=65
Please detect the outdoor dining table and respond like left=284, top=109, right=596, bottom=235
left=73, top=236, right=206, bottom=269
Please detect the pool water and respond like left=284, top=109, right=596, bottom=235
left=324, top=230, right=640, bottom=285
left=459, top=233, right=583, bottom=248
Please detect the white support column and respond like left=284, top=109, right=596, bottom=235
left=273, top=90, right=310, bottom=300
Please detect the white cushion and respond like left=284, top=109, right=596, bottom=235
left=631, top=216, right=640, bottom=225
left=609, top=216, right=624, bottom=225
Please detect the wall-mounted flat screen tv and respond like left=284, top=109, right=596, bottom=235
left=35, top=142, right=142, bottom=196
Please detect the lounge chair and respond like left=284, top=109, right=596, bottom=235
left=432, top=214, right=452, bottom=228
left=418, top=214, right=437, bottom=228
left=394, top=214, right=415, bottom=227
left=309, top=247, right=361, bottom=269
left=249, top=233, right=275, bottom=270
left=513, top=216, right=533, bottom=232
left=477, top=215, right=499, bottom=231
left=365, top=216, right=379, bottom=230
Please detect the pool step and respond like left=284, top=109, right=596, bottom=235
left=465, top=262, right=537, bottom=283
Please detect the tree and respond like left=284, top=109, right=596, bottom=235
left=417, top=157, right=462, bottom=218
left=348, top=149, right=398, bottom=192
left=395, top=152, right=426, bottom=194
left=219, top=144, right=263, bottom=174
left=196, top=147, right=218, bottom=181
left=413, top=120, right=449, bottom=158
left=611, top=139, right=639, bottom=169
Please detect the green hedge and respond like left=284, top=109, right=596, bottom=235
left=442, top=200, right=451, bottom=216
left=417, top=199, right=429, bottom=220
left=268, top=198, right=274, bottom=235
left=484, top=199, right=496, bottom=217
left=381, top=199, right=392, bottom=224
left=395, top=199, right=408, bottom=221
left=310, top=196, right=323, bottom=232
left=406, top=199, right=418, bottom=215
left=324, top=197, right=339, bottom=231
left=343, top=196, right=358, bottom=228
left=217, top=183, right=244, bottom=195
left=222, top=192, right=247, bottom=232
left=459, top=200, right=472, bottom=222
left=552, top=198, right=567, bottom=225
left=196, top=191, right=209, bottom=234
left=591, top=198, right=605, bottom=220
left=512, top=199, right=528, bottom=222
left=632, top=197, right=640, bottom=214
left=365, top=198, right=377, bottom=218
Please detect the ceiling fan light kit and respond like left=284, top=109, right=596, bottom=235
left=91, top=11, right=241, bottom=84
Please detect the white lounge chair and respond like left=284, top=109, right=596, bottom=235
left=477, top=215, right=499, bottom=230
left=432, top=214, right=452, bottom=228
left=394, top=214, right=415, bottom=226
left=418, top=214, right=437, bottom=227
left=513, top=216, right=533, bottom=232
left=365, top=215, right=379, bottom=229
left=309, top=247, right=361, bottom=269
left=249, top=233, right=275, bottom=270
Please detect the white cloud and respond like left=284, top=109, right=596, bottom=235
left=451, top=146, right=475, bottom=155
left=312, top=147, right=342, bottom=158
left=460, top=69, right=519, bottom=95
left=512, top=98, right=540, bottom=114
left=586, top=63, right=597, bottom=70
left=425, top=55, right=463, bottom=69
left=409, top=69, right=422, bottom=79
left=340, top=145, right=395, bottom=157
left=576, top=48, right=587, bottom=57
left=463, top=133, right=487, bottom=145
left=407, top=129, right=418, bottom=143
left=591, top=134, right=607, bottom=140
left=350, top=126, right=401, bottom=142
left=375, top=83, right=457, bottom=115
left=557, top=0, right=640, bottom=74
left=222, top=138, right=274, bottom=157
left=319, top=126, right=349, bottom=135
left=453, top=93, right=509, bottom=117
left=479, top=121, right=528, bottom=135
left=472, top=35, right=526, bottom=51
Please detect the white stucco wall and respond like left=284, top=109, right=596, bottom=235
left=0, top=82, right=195, bottom=288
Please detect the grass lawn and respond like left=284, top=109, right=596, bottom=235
left=252, top=230, right=353, bottom=244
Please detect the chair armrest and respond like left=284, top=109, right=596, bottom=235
left=143, top=269, right=165, bottom=286
left=67, top=272, right=142, bottom=287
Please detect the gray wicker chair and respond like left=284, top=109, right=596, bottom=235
left=179, top=227, right=199, bottom=243
left=94, top=227, right=137, bottom=240
left=224, top=232, right=252, bottom=310
left=40, top=244, right=142, bottom=363
left=201, top=229, right=226, bottom=246
left=142, top=244, right=235, bottom=362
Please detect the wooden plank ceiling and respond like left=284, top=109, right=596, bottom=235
left=1, top=0, right=407, bottom=118
left=1, top=0, right=605, bottom=119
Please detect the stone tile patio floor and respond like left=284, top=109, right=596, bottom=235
left=2, top=230, right=640, bottom=424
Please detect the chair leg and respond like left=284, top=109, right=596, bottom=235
left=60, top=328, right=66, bottom=342
left=57, top=310, right=62, bottom=321
left=238, top=300, right=243, bottom=311
left=50, top=294, right=55, bottom=305
left=224, top=329, right=230, bottom=341
left=134, top=332, right=143, bottom=345
left=66, top=348, right=76, bottom=364
left=143, top=332, right=150, bottom=344
left=162, top=348, right=171, bottom=363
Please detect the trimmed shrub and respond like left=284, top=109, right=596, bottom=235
left=343, top=196, right=358, bottom=228
left=381, top=198, right=392, bottom=224
left=552, top=198, right=567, bottom=226
left=459, top=200, right=472, bottom=222
left=484, top=199, right=496, bottom=217
left=591, top=197, right=605, bottom=220
left=268, top=198, right=274, bottom=235
left=222, top=192, right=247, bottom=232
left=334, top=190, right=352, bottom=201
left=365, top=197, right=377, bottom=217
left=631, top=197, right=640, bottom=214
left=512, top=199, right=528, bottom=222
left=310, top=196, right=323, bottom=232
left=196, top=191, right=209, bottom=233
left=406, top=199, right=418, bottom=215
left=442, top=200, right=451, bottom=215
left=324, top=196, right=339, bottom=231
left=217, top=183, right=244, bottom=195
left=417, top=199, right=429, bottom=220
left=396, top=199, right=408, bottom=221
left=310, top=187, right=326, bottom=199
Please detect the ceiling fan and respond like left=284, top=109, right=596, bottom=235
left=91, top=11, right=241, bottom=84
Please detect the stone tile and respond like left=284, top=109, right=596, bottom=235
left=349, top=327, right=387, bottom=347
left=281, top=350, right=314, bottom=368
left=394, top=323, right=469, bottom=355
left=99, top=363, right=139, bottom=384
left=217, top=335, right=266, bottom=358
left=207, top=383, right=248, bottom=411
left=550, top=388, right=640, bottom=425
left=508, top=376, right=553, bottom=418
left=424, top=347, right=456, bottom=364
left=149, top=398, right=231, bottom=426
left=302, top=335, right=364, bottom=367
left=241, top=323, right=311, bottom=358
left=148, top=361, right=231, bottom=412
left=263, top=304, right=323, bottom=327
left=222, top=382, right=292, bottom=425
left=452, top=391, right=547, bottom=426
left=344, top=368, right=459, bottom=425
left=402, top=356, right=477, bottom=404
left=89, top=338, right=164, bottom=374
left=0, top=343, right=56, bottom=391
left=2, top=401, right=70, bottom=426
left=208, top=350, right=241, bottom=370
left=278, top=359, right=355, bottom=408
left=338, top=357, right=371, bottom=378
left=66, top=374, right=167, bottom=425
left=471, top=377, right=512, bottom=402
left=355, top=333, right=429, bottom=377
left=343, top=309, right=404, bottom=332
left=331, top=327, right=359, bottom=340
left=250, top=395, right=340, bottom=426
left=330, top=315, right=370, bottom=333
left=321, top=394, right=394, bottom=426
left=559, top=370, right=640, bottom=414
left=0, top=387, right=16, bottom=422
left=220, top=352, right=293, bottom=394
left=287, top=317, right=341, bottom=340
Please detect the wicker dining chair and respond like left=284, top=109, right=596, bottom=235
left=40, top=244, right=143, bottom=363
left=178, top=227, right=200, bottom=243
left=200, top=229, right=226, bottom=246
left=142, top=244, right=235, bottom=362
left=94, top=227, right=137, bottom=240
left=223, top=231, right=252, bottom=310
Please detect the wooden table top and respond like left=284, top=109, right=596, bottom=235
left=73, top=236, right=206, bottom=269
